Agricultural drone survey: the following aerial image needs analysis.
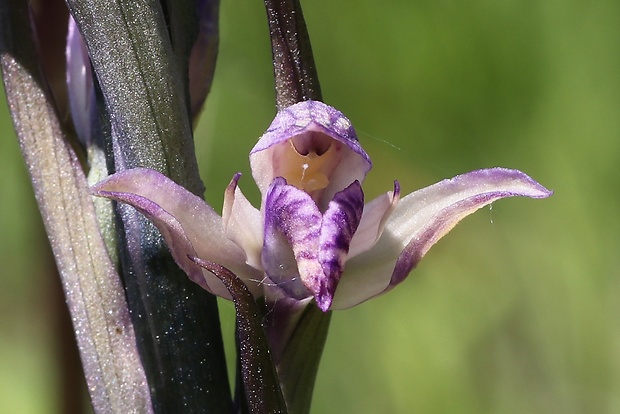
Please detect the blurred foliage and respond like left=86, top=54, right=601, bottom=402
left=2, top=0, right=619, bottom=412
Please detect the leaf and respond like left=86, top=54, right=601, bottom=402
left=0, top=2, right=152, bottom=412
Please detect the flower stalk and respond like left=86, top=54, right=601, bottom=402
left=264, top=0, right=322, bottom=109
left=191, top=258, right=288, bottom=414
left=262, top=1, right=331, bottom=411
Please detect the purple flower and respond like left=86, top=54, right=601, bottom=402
left=92, top=100, right=551, bottom=311
left=66, top=16, right=94, bottom=146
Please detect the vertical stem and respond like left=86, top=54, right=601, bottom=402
left=65, top=0, right=232, bottom=411
left=264, top=0, right=322, bottom=109
left=262, top=2, right=331, bottom=412
left=192, top=258, right=288, bottom=414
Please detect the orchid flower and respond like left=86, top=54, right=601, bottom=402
left=92, top=100, right=551, bottom=312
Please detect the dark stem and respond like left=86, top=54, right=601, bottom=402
left=264, top=0, right=322, bottom=109
left=234, top=322, right=250, bottom=414
left=191, top=257, right=288, bottom=414
left=65, top=0, right=232, bottom=411
left=261, top=2, right=331, bottom=412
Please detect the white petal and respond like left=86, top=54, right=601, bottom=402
left=223, top=174, right=264, bottom=270
left=347, top=181, right=400, bottom=258
left=92, top=168, right=264, bottom=298
left=331, top=168, right=552, bottom=309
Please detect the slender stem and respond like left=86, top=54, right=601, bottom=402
left=192, top=257, right=288, bottom=414
left=264, top=0, right=322, bottom=109
left=262, top=1, right=331, bottom=412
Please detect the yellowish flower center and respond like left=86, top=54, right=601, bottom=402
left=280, top=140, right=339, bottom=193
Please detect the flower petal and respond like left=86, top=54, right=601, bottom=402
left=332, top=168, right=553, bottom=309
left=223, top=173, right=263, bottom=270
left=91, top=168, right=263, bottom=298
left=317, top=181, right=364, bottom=310
left=262, top=178, right=320, bottom=300
left=348, top=181, right=400, bottom=258
left=250, top=101, right=372, bottom=207
left=66, top=15, right=94, bottom=146
left=188, top=0, right=220, bottom=122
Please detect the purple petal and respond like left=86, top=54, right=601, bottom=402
left=250, top=101, right=372, bottom=207
left=317, top=181, right=364, bottom=311
left=188, top=0, right=220, bottom=122
left=262, top=178, right=321, bottom=300
left=66, top=16, right=94, bottom=146
left=91, top=168, right=263, bottom=298
left=332, top=168, right=552, bottom=309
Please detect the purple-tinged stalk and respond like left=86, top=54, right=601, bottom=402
left=264, top=0, right=322, bottom=109
left=191, top=258, right=288, bottom=414
left=189, top=0, right=220, bottom=122
left=0, top=1, right=152, bottom=412
left=261, top=1, right=331, bottom=411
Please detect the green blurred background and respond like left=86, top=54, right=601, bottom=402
left=2, top=0, right=619, bottom=412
